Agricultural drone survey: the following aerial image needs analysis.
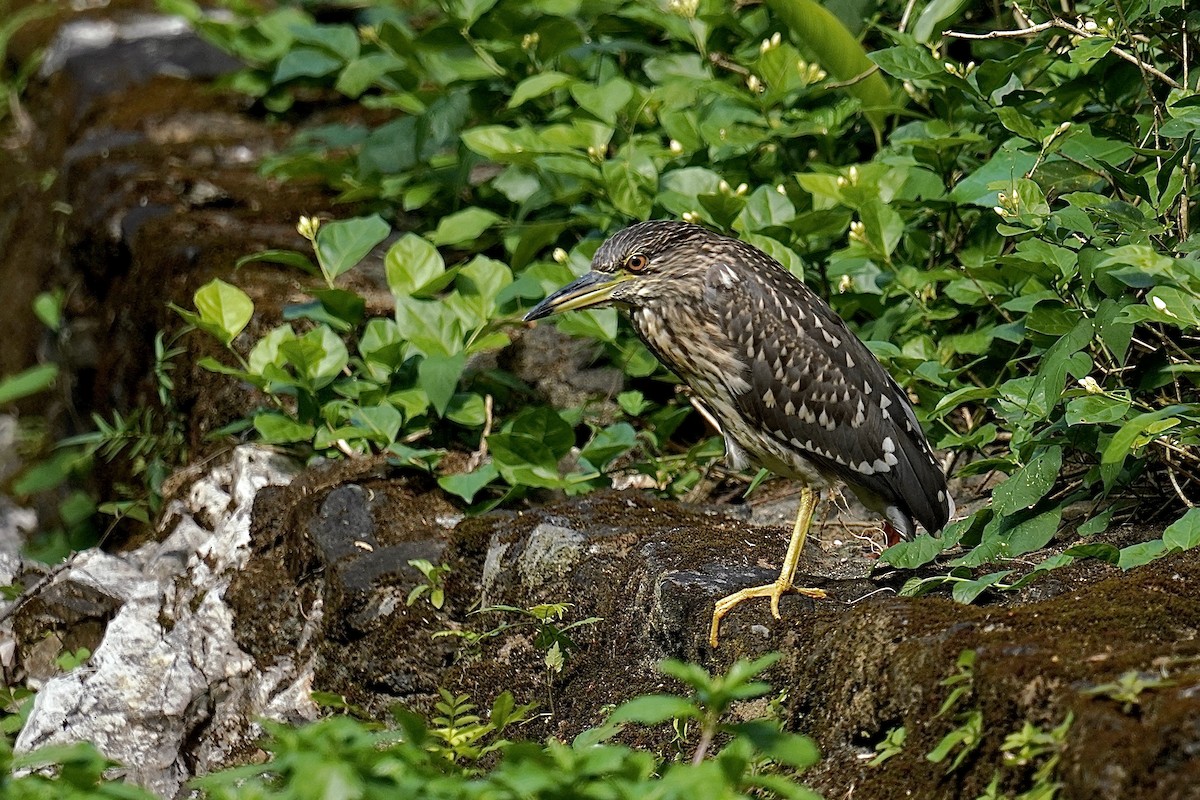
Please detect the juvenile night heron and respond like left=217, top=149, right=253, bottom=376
left=524, top=220, right=954, bottom=646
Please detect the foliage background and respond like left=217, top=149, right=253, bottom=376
left=155, top=0, right=1200, bottom=587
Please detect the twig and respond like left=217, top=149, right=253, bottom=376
left=1166, top=464, right=1195, bottom=507
left=946, top=19, right=1182, bottom=88
left=945, top=20, right=1056, bottom=39
left=825, top=65, right=881, bottom=89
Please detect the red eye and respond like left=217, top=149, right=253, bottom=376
left=626, top=254, right=649, bottom=272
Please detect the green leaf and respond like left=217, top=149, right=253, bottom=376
left=602, top=146, right=657, bottom=219
left=579, top=423, right=637, bottom=471
left=386, top=233, right=446, bottom=296
left=428, top=207, right=501, bottom=246
left=510, top=407, right=575, bottom=457
left=235, top=248, right=319, bottom=275
left=1162, top=507, right=1200, bottom=551
left=418, top=353, right=467, bottom=417
left=193, top=278, right=254, bottom=346
left=0, top=364, right=57, bottom=405
left=1004, top=508, right=1062, bottom=558
left=314, top=214, right=391, bottom=285
left=608, top=694, right=699, bottom=724
left=508, top=71, right=575, bottom=108
left=729, top=721, right=821, bottom=769
left=1102, top=406, right=1189, bottom=465
left=1065, top=395, right=1132, bottom=426
left=487, top=433, right=565, bottom=489
left=248, top=324, right=297, bottom=374
left=1118, top=539, right=1167, bottom=570
left=438, top=462, right=500, bottom=503
left=350, top=404, right=403, bottom=444
left=571, top=78, right=634, bottom=123
left=280, top=326, right=350, bottom=388
left=880, top=533, right=952, bottom=569
left=992, top=447, right=1062, bottom=515
left=254, top=413, right=316, bottom=443
left=273, top=46, right=342, bottom=83
left=951, top=570, right=1012, bottom=604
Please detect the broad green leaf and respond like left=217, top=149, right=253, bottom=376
left=728, top=721, right=821, bottom=769
left=1065, top=395, right=1131, bottom=426
left=280, top=326, right=350, bottom=388
left=456, top=255, right=513, bottom=322
left=508, top=71, right=574, bottom=108
left=418, top=353, right=467, bottom=417
left=951, top=570, right=1012, bottom=604
left=193, top=279, right=254, bottom=346
left=273, top=47, right=342, bottom=83
left=1102, top=406, right=1190, bottom=465
left=438, top=462, right=499, bottom=503
left=350, top=404, right=403, bottom=444
left=386, top=234, right=446, bottom=296
left=510, top=407, right=575, bottom=457
left=602, top=146, right=657, bottom=219
left=579, top=423, right=638, bottom=471
left=1162, top=507, right=1200, bottom=550
left=487, top=433, right=565, bottom=488
left=235, top=248, right=318, bottom=275
left=992, top=447, right=1061, bottom=515
left=254, top=413, right=315, bottom=443
left=315, top=214, right=391, bottom=285
left=571, top=78, right=634, bottom=123
left=1119, top=539, right=1167, bottom=570
left=336, top=53, right=405, bottom=97
left=248, top=325, right=296, bottom=374
left=608, top=694, right=699, bottom=725
left=428, top=207, right=501, bottom=247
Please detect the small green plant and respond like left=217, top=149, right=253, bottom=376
left=421, top=688, right=536, bottom=767
left=977, top=713, right=1073, bottom=800
left=405, top=559, right=451, bottom=610
left=54, top=647, right=91, bottom=673
left=1079, top=669, right=1174, bottom=713
left=869, top=724, right=906, bottom=766
left=927, top=650, right=983, bottom=772
left=60, top=328, right=189, bottom=526
left=437, top=602, right=601, bottom=712
left=604, top=653, right=821, bottom=795
left=195, top=657, right=824, bottom=799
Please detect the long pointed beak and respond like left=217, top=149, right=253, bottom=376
left=523, top=271, right=629, bottom=321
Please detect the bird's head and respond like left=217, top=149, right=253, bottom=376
left=524, top=220, right=714, bottom=322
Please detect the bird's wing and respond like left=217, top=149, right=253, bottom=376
left=702, top=259, right=951, bottom=535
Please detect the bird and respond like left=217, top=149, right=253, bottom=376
left=523, top=220, right=954, bottom=646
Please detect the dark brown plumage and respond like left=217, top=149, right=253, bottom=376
left=525, top=220, right=954, bottom=645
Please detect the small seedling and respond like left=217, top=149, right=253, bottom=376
left=869, top=724, right=906, bottom=766
left=927, top=650, right=983, bottom=772
left=54, top=647, right=91, bottom=672
left=406, top=559, right=451, bottom=610
left=1079, top=670, right=1174, bottom=713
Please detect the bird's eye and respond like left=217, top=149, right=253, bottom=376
left=626, top=253, right=649, bottom=272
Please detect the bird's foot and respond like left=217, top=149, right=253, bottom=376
left=709, top=582, right=827, bottom=647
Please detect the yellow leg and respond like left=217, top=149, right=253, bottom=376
left=709, top=486, right=828, bottom=647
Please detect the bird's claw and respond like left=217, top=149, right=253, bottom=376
left=709, top=582, right=828, bottom=648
